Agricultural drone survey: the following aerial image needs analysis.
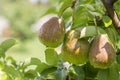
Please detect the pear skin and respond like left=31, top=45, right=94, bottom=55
left=89, top=34, right=115, bottom=69
left=62, top=30, right=89, bottom=65
left=39, top=17, right=65, bottom=48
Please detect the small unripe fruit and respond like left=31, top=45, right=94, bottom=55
left=39, top=17, right=65, bottom=48
left=61, top=30, right=89, bottom=65
left=89, top=34, right=115, bottom=69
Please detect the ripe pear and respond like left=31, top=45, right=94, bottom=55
left=39, top=17, right=65, bottom=48
left=61, top=30, right=90, bottom=65
left=89, top=34, right=115, bottom=69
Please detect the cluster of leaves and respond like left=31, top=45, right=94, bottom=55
left=0, top=39, right=83, bottom=80
left=1, top=0, right=120, bottom=80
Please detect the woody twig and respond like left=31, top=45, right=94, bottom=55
left=101, top=0, right=120, bottom=34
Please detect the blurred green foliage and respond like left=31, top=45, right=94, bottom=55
left=0, top=0, right=57, bottom=40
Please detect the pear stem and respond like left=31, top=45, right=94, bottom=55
left=71, top=6, right=75, bottom=26
left=71, top=0, right=76, bottom=26
left=94, top=17, right=100, bottom=35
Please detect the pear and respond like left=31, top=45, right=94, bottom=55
left=89, top=34, right=115, bottom=69
left=39, top=17, right=65, bottom=48
left=61, top=30, right=89, bottom=65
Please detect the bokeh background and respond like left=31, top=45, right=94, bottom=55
left=0, top=0, right=60, bottom=62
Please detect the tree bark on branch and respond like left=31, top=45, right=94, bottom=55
left=101, top=0, right=120, bottom=34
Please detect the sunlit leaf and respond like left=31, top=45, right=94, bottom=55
left=0, top=48, right=5, bottom=58
left=78, top=0, right=95, bottom=4
left=45, top=49, right=59, bottom=66
left=0, top=71, right=8, bottom=80
left=43, top=7, right=57, bottom=16
left=59, top=0, right=72, bottom=16
left=0, top=61, right=4, bottom=70
left=0, top=39, right=17, bottom=52
left=76, top=26, right=106, bottom=38
left=78, top=26, right=97, bottom=38
left=36, top=62, right=50, bottom=73
left=103, top=16, right=112, bottom=27
left=30, top=58, right=41, bottom=66
left=6, top=56, right=17, bottom=67
left=3, top=66, right=23, bottom=79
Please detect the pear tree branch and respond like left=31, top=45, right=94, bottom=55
left=101, top=0, right=120, bottom=34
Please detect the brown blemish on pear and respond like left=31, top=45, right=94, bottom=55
left=89, top=34, right=115, bottom=69
left=62, top=30, right=90, bottom=65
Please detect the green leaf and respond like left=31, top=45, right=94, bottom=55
left=40, top=67, right=57, bottom=79
left=3, top=66, right=23, bottom=80
left=103, top=16, right=112, bottom=27
left=116, top=55, right=120, bottom=64
left=0, top=72, right=8, bottom=80
left=6, top=56, right=17, bottom=67
left=19, top=57, right=41, bottom=69
left=54, top=61, right=67, bottom=80
left=24, top=70, right=37, bottom=78
left=58, top=0, right=72, bottom=16
left=23, top=58, right=51, bottom=74
left=68, top=65, right=85, bottom=80
left=36, top=62, right=50, bottom=73
left=83, top=62, right=98, bottom=79
left=78, top=0, right=95, bottom=4
left=116, top=37, right=120, bottom=52
left=105, top=26, right=118, bottom=49
left=73, top=5, right=89, bottom=27
left=0, top=61, right=4, bottom=70
left=41, top=67, right=57, bottom=76
left=72, top=0, right=103, bottom=28
left=78, top=26, right=97, bottom=38
left=30, top=58, right=41, bottom=65
left=0, top=39, right=17, bottom=52
left=0, top=48, right=5, bottom=58
left=76, top=26, right=106, bottom=38
left=43, top=7, right=57, bottom=16
left=45, top=49, right=59, bottom=66
left=34, top=77, right=45, bottom=80
left=85, top=4, right=95, bottom=11
left=88, top=11, right=102, bottom=18
left=55, top=68, right=67, bottom=80
left=0, top=39, right=17, bottom=58
left=98, top=63, right=119, bottom=80
left=22, top=58, right=41, bottom=69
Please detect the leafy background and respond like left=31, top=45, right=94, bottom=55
left=0, top=0, right=120, bottom=80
